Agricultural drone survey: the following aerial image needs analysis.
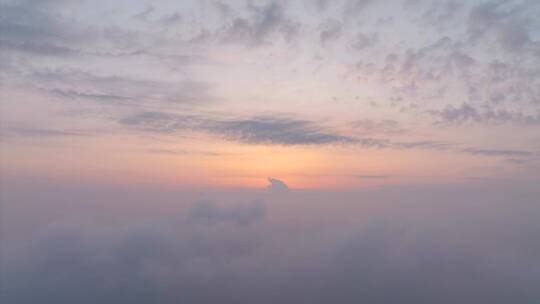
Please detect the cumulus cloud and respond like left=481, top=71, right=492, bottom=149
left=319, top=19, right=342, bottom=46
left=350, top=32, right=378, bottom=50
left=467, top=0, right=535, bottom=52
left=266, top=177, right=289, bottom=192
left=219, top=2, right=300, bottom=46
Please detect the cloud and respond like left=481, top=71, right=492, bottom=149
left=187, top=200, right=266, bottom=225
left=354, top=175, right=391, bottom=179
left=146, top=149, right=220, bottom=156
left=29, top=69, right=216, bottom=105
left=0, top=39, right=79, bottom=57
left=266, top=177, right=289, bottom=192
left=430, top=103, right=540, bottom=125
left=207, top=117, right=358, bottom=146
left=319, top=19, right=342, bottom=46
left=462, top=147, right=533, bottom=157
left=350, top=32, right=378, bottom=50
left=349, top=119, right=402, bottom=134
left=121, top=112, right=513, bottom=157
left=219, top=2, right=300, bottom=46
left=2, top=179, right=540, bottom=303
left=119, top=112, right=360, bottom=146
left=467, top=0, right=536, bottom=52
left=0, top=0, right=94, bottom=58
left=49, top=88, right=134, bottom=103
left=343, top=0, right=375, bottom=17
left=1, top=126, right=92, bottom=138
left=393, top=140, right=451, bottom=150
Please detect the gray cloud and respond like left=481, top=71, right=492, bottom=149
left=207, top=117, right=359, bottom=146
left=2, top=179, right=539, bottom=303
left=354, top=175, right=391, bottom=179
left=0, top=39, right=79, bottom=57
left=120, top=111, right=537, bottom=161
left=49, top=88, right=134, bottom=103
left=146, top=149, right=220, bottom=156
left=1, top=126, right=92, bottom=138
left=29, top=69, right=216, bottom=105
left=187, top=200, right=266, bottom=225
left=351, top=32, right=378, bottom=50
left=393, top=140, right=451, bottom=150
left=350, top=119, right=402, bottom=134
left=219, top=2, right=300, bottom=46
left=463, top=147, right=533, bottom=157
left=467, top=0, right=538, bottom=52
left=119, top=112, right=361, bottom=146
left=266, top=177, right=289, bottom=192
left=343, top=0, right=375, bottom=17
left=0, top=0, right=95, bottom=58
left=319, top=19, right=342, bottom=46
left=430, top=103, right=540, bottom=125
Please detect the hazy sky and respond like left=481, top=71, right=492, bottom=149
left=1, top=0, right=539, bottom=188
left=1, top=1, right=540, bottom=303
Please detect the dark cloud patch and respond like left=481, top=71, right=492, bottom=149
left=1, top=126, right=92, bottom=138
left=319, top=19, right=342, bottom=46
left=211, top=1, right=234, bottom=18
left=350, top=119, right=402, bottom=134
left=121, top=112, right=518, bottom=157
left=207, top=117, right=358, bottom=145
left=354, top=175, right=391, bottom=179
left=463, top=148, right=533, bottom=157
left=351, top=32, right=378, bottom=50
left=431, top=103, right=540, bottom=125
left=146, top=149, right=220, bottom=156
left=219, top=2, right=300, bottom=46
left=467, top=0, right=538, bottom=52
left=133, top=5, right=155, bottom=21
left=159, top=12, right=183, bottom=26
left=0, top=0, right=92, bottom=58
left=419, top=0, right=463, bottom=30
left=187, top=200, right=266, bottom=225
left=119, top=110, right=538, bottom=161
left=30, top=69, right=216, bottom=105
left=393, top=140, right=451, bottom=150
left=118, top=112, right=199, bottom=133
left=119, top=112, right=361, bottom=146
left=0, top=39, right=79, bottom=57
left=49, top=88, right=134, bottom=103
left=343, top=0, right=375, bottom=17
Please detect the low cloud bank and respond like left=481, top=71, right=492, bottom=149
left=1, top=179, right=539, bottom=304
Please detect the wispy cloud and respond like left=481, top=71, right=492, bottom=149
left=119, top=112, right=361, bottom=146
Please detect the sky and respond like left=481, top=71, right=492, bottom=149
left=1, top=0, right=540, bottom=303
left=1, top=0, right=539, bottom=188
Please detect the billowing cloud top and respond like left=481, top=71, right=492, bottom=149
left=267, top=177, right=289, bottom=191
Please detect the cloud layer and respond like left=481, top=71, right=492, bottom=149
left=2, top=179, right=539, bottom=303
